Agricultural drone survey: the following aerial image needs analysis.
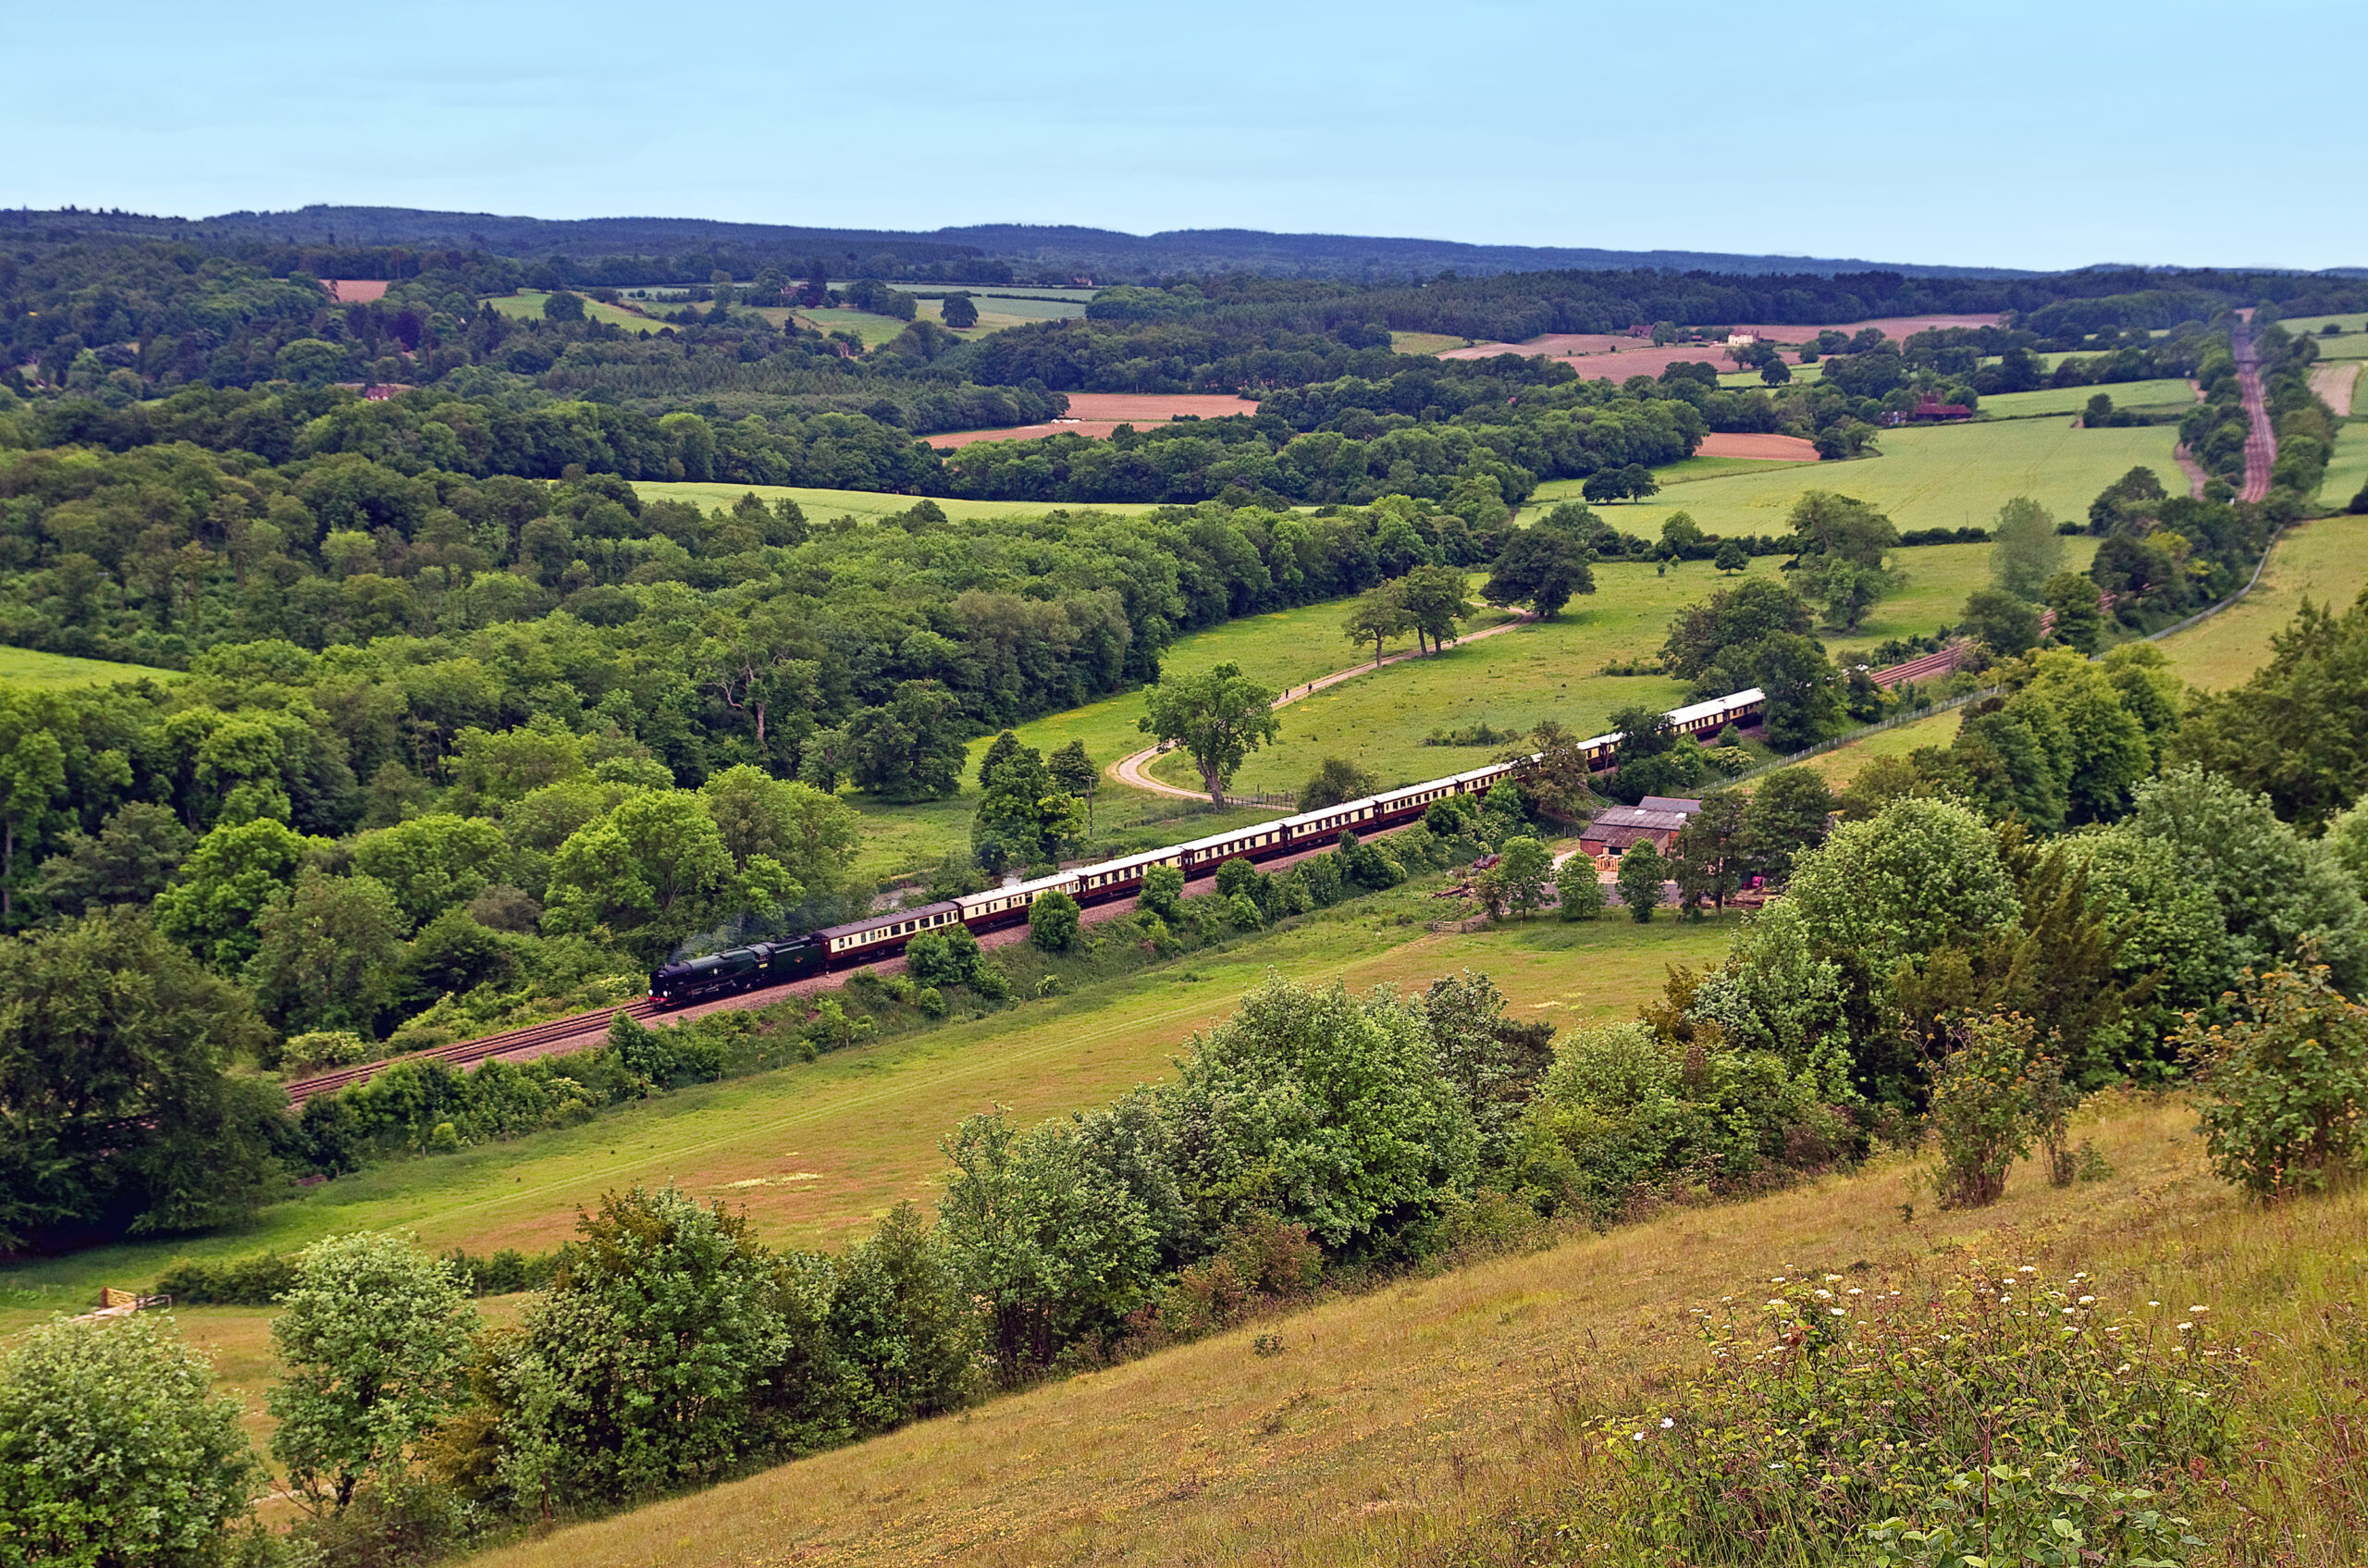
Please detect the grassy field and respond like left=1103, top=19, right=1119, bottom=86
left=2277, top=314, right=2368, bottom=358
left=0, top=884, right=1738, bottom=1328
left=1389, top=332, right=1469, bottom=355
left=783, top=308, right=913, bottom=349
left=482, top=290, right=661, bottom=332
left=457, top=1093, right=2364, bottom=1568
left=2321, top=417, right=2368, bottom=508
left=0, top=644, right=177, bottom=689
left=1601, top=417, right=2184, bottom=544
left=1975, top=377, right=2195, bottom=419
left=1150, top=539, right=2093, bottom=796
left=2157, top=508, right=2368, bottom=691
left=628, top=481, right=1167, bottom=526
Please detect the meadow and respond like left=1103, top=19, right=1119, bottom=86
left=1150, top=538, right=2095, bottom=796
left=2321, top=417, right=2368, bottom=507
left=2155, top=507, right=2368, bottom=691
left=628, top=479, right=1167, bottom=525
left=482, top=290, right=662, bottom=332
left=0, top=644, right=179, bottom=689
left=456, top=1094, right=2367, bottom=1568
left=1388, top=331, right=1470, bottom=355
left=1973, top=377, right=2196, bottom=419
left=2277, top=314, right=2368, bottom=357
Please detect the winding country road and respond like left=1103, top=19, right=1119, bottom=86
left=1109, top=612, right=1536, bottom=801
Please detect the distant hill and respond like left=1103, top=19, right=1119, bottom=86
left=6, top=204, right=2040, bottom=281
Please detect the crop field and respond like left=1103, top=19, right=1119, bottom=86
left=0, top=881, right=1739, bottom=1328
left=1975, top=377, right=2195, bottom=419
left=457, top=1094, right=2364, bottom=1568
left=628, top=480, right=1166, bottom=525
left=1608, top=416, right=2182, bottom=543
left=482, top=290, right=660, bottom=331
left=1144, top=540, right=2092, bottom=796
left=0, top=644, right=177, bottom=689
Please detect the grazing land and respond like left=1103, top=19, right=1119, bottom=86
left=786, top=307, right=914, bottom=349
left=457, top=1095, right=2360, bottom=1568
left=2276, top=313, right=2368, bottom=356
left=2156, top=508, right=2368, bottom=690
left=482, top=289, right=661, bottom=331
left=0, top=644, right=179, bottom=689
left=1388, top=330, right=1469, bottom=355
left=1146, top=539, right=2094, bottom=796
left=628, top=480, right=1167, bottom=525
left=926, top=392, right=1263, bottom=448
left=1974, top=377, right=2197, bottom=419
left=2321, top=414, right=2368, bottom=504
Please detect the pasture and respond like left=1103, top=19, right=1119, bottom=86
left=2277, top=314, right=2368, bottom=357
left=0, top=644, right=178, bottom=689
left=2320, top=415, right=2368, bottom=507
left=1389, top=331, right=1469, bottom=355
left=785, top=308, right=913, bottom=349
left=0, top=880, right=1738, bottom=1327
left=1975, top=377, right=2195, bottom=419
left=628, top=480, right=1166, bottom=525
left=2156, top=508, right=2368, bottom=691
left=456, top=1094, right=2362, bottom=1568
left=481, top=290, right=660, bottom=331
left=1144, top=538, right=2094, bottom=796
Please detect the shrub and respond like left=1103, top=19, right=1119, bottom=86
left=1564, top=1266, right=2238, bottom=1563
left=1139, top=861, right=1185, bottom=921
left=905, top=923, right=985, bottom=989
left=1027, top=890, right=1080, bottom=952
left=2180, top=961, right=2368, bottom=1197
left=1927, top=1012, right=2038, bottom=1208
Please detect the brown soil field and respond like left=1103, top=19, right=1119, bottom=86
left=1695, top=431, right=1819, bottom=461
left=926, top=392, right=1260, bottom=450
left=318, top=279, right=389, bottom=302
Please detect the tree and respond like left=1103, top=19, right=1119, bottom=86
left=544, top=791, right=742, bottom=960
left=1958, top=586, right=2043, bottom=657
left=1300, top=757, right=1378, bottom=810
left=2172, top=593, right=2368, bottom=830
left=845, top=681, right=968, bottom=801
left=699, top=765, right=859, bottom=901
left=1482, top=525, right=1595, bottom=619
left=1784, top=491, right=1901, bottom=631
left=1659, top=577, right=1815, bottom=685
left=33, top=803, right=192, bottom=918
left=974, top=746, right=1085, bottom=872
left=1786, top=796, right=2020, bottom=976
left=939, top=293, right=980, bottom=329
left=1752, top=631, right=1846, bottom=752
left=0, top=907, right=278, bottom=1248
left=1615, top=842, right=1667, bottom=921
left=1737, top=768, right=1833, bottom=884
left=1397, top=562, right=1476, bottom=652
left=0, top=701, right=66, bottom=921
left=939, top=1110, right=1162, bottom=1383
left=1659, top=512, right=1704, bottom=559
left=243, top=868, right=407, bottom=1035
left=1758, top=357, right=1792, bottom=385
left=1027, top=889, right=1080, bottom=952
left=267, top=1232, right=478, bottom=1513
left=1712, top=538, right=1749, bottom=574
left=1670, top=789, right=1746, bottom=912
left=1989, top=496, right=2065, bottom=600
left=1138, top=861, right=1185, bottom=921
left=1555, top=854, right=1607, bottom=920
left=1137, top=661, right=1279, bottom=806
left=1341, top=580, right=1413, bottom=667
left=350, top=812, right=508, bottom=931
left=828, top=1202, right=976, bottom=1432
left=2043, top=571, right=2108, bottom=653
left=0, top=1315, right=260, bottom=1566
left=1047, top=740, right=1098, bottom=833
left=1494, top=835, right=1551, bottom=918
left=153, top=817, right=315, bottom=971
left=976, top=731, right=1024, bottom=790
left=1160, top=976, right=1477, bottom=1250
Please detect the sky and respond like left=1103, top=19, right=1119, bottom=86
left=15, top=0, right=2362, bottom=273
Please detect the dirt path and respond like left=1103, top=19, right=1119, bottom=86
left=1109, top=613, right=1536, bottom=801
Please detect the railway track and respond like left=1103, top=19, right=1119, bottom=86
left=283, top=995, right=669, bottom=1105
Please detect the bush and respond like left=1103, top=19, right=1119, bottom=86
left=1556, top=855, right=1608, bottom=920
left=1926, top=1012, right=2038, bottom=1208
left=1027, top=890, right=1081, bottom=952
left=1139, top=861, right=1186, bottom=921
left=1561, top=1266, right=2238, bottom=1563
left=2180, top=961, right=2368, bottom=1198
left=905, top=923, right=985, bottom=989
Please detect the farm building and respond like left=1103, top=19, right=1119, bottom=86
left=1579, top=798, right=1701, bottom=861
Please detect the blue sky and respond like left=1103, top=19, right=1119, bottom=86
left=17, top=0, right=2362, bottom=272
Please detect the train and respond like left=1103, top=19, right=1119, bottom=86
left=647, top=685, right=1767, bottom=1007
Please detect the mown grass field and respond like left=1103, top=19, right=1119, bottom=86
left=0, top=644, right=177, bottom=689
left=0, top=883, right=1739, bottom=1330
left=2278, top=314, right=2368, bottom=358
left=2320, top=416, right=2368, bottom=508
left=482, top=290, right=661, bottom=332
left=458, top=1095, right=2366, bottom=1568
left=1152, top=538, right=2094, bottom=796
left=1975, top=377, right=2195, bottom=419
left=628, top=481, right=1166, bottom=526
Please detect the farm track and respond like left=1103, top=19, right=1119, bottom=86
left=1109, top=612, right=1535, bottom=800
